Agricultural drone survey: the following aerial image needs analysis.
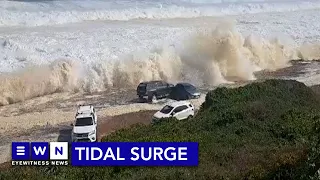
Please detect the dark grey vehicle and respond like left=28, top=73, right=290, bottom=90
left=169, top=83, right=201, bottom=100
left=137, top=80, right=174, bottom=103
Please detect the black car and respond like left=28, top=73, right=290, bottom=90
left=169, top=83, right=201, bottom=100
left=137, top=80, right=174, bottom=103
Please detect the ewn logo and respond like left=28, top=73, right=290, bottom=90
left=11, top=142, right=69, bottom=166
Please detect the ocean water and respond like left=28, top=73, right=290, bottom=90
left=0, top=0, right=320, bottom=26
left=0, top=0, right=320, bottom=105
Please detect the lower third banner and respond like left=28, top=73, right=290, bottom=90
left=71, top=142, right=198, bottom=166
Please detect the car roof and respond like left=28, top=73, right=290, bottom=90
left=176, top=82, right=194, bottom=86
left=140, top=80, right=164, bottom=84
left=167, top=101, right=192, bottom=107
left=177, top=82, right=193, bottom=85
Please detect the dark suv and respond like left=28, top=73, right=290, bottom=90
left=137, top=80, right=174, bottom=103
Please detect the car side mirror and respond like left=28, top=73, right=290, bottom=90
left=171, top=112, right=176, bottom=116
left=70, top=123, right=74, bottom=126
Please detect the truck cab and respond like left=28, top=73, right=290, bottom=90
left=71, top=105, right=97, bottom=142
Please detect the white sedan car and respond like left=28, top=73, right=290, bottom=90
left=152, top=101, right=195, bottom=122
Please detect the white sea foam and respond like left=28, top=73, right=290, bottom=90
left=1, top=22, right=320, bottom=105
left=0, top=0, right=320, bottom=27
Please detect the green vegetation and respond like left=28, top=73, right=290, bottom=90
left=1, top=79, right=319, bottom=180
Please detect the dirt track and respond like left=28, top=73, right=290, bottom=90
left=56, top=110, right=157, bottom=142
left=97, top=110, right=157, bottom=141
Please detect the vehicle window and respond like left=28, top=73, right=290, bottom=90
left=185, top=84, right=196, bottom=91
left=138, top=84, right=147, bottom=90
left=173, top=105, right=189, bottom=113
left=75, top=117, right=93, bottom=126
left=176, top=84, right=183, bottom=89
left=160, top=105, right=174, bottom=114
left=147, top=83, right=155, bottom=89
left=155, top=82, right=163, bottom=87
left=161, top=82, right=168, bottom=87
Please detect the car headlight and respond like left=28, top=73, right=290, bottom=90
left=192, top=93, right=200, bottom=98
left=152, top=116, right=156, bottom=121
left=88, top=130, right=95, bottom=136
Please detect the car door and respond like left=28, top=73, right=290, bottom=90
left=172, top=105, right=189, bottom=120
left=156, top=81, right=168, bottom=98
left=146, top=83, right=157, bottom=98
left=175, top=84, right=186, bottom=100
left=161, top=82, right=172, bottom=97
left=169, top=85, right=177, bottom=99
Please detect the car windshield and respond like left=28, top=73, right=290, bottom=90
left=75, top=117, right=93, bottom=126
left=185, top=84, right=196, bottom=91
left=160, top=105, right=174, bottom=114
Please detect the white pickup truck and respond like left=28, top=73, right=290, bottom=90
left=71, top=105, right=97, bottom=142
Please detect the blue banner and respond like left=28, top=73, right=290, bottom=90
left=71, top=142, right=198, bottom=166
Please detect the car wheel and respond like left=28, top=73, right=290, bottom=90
left=152, top=94, right=158, bottom=103
left=188, top=115, right=193, bottom=119
left=149, top=94, right=157, bottom=103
